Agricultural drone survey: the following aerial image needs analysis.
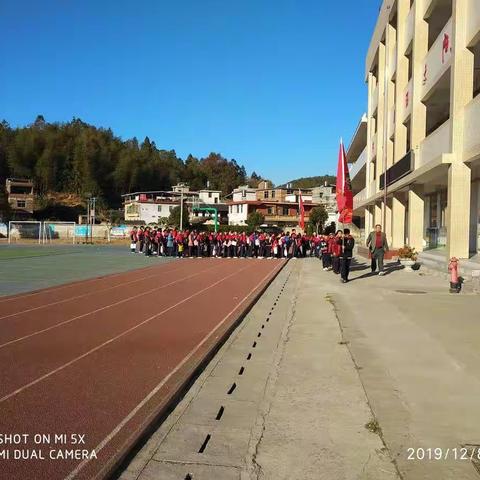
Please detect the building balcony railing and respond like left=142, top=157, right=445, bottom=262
left=418, top=119, right=451, bottom=168
left=349, top=146, right=367, bottom=181
left=353, top=187, right=367, bottom=210
left=421, top=18, right=452, bottom=98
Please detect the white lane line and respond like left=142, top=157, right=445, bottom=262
left=0, top=259, right=199, bottom=321
left=65, top=262, right=282, bottom=480
left=0, top=260, right=173, bottom=304
left=0, top=262, right=258, bottom=404
left=0, top=262, right=224, bottom=350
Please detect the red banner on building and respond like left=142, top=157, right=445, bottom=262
left=336, top=139, right=353, bottom=224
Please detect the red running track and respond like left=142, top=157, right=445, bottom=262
left=0, top=258, right=285, bottom=480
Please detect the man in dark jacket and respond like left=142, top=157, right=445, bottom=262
left=366, top=224, right=389, bottom=275
left=340, top=228, right=355, bottom=283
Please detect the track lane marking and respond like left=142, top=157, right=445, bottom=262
left=65, top=261, right=283, bottom=480
left=0, top=259, right=207, bottom=321
left=0, top=262, right=259, bottom=403
left=0, top=261, right=225, bottom=350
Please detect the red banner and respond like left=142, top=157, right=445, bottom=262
left=299, top=190, right=305, bottom=230
left=336, top=139, right=353, bottom=224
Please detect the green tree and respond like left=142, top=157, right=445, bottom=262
left=309, top=205, right=328, bottom=233
left=247, top=211, right=265, bottom=230
left=0, top=116, right=262, bottom=214
left=168, top=204, right=189, bottom=228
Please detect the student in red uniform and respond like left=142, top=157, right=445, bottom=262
left=137, top=226, right=145, bottom=254
left=130, top=226, right=138, bottom=252
left=331, top=230, right=343, bottom=274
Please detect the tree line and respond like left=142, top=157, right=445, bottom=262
left=0, top=115, right=265, bottom=217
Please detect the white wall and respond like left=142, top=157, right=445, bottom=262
left=199, top=191, right=221, bottom=204
left=228, top=203, right=248, bottom=225
left=125, top=202, right=177, bottom=224
left=232, top=189, right=256, bottom=202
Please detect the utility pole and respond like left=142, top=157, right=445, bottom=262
left=85, top=194, right=91, bottom=244
left=179, top=189, right=184, bottom=231
left=91, top=197, right=96, bottom=244
left=382, top=6, right=390, bottom=231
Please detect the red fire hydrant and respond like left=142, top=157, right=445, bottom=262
left=448, top=257, right=461, bottom=293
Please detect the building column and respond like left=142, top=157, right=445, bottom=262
left=447, top=163, right=471, bottom=258
left=392, top=194, right=406, bottom=248
left=384, top=199, right=393, bottom=247
left=410, top=0, right=428, bottom=166
left=374, top=203, right=382, bottom=228
left=364, top=206, right=373, bottom=238
left=393, top=0, right=409, bottom=162
left=440, top=0, right=475, bottom=258
left=469, top=180, right=479, bottom=253
left=408, top=186, right=424, bottom=251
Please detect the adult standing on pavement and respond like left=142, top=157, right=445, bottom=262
left=340, top=228, right=355, bottom=283
left=366, top=224, right=389, bottom=275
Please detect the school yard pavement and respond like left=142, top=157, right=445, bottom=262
left=121, top=257, right=480, bottom=480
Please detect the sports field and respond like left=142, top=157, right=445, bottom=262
left=0, top=254, right=285, bottom=480
left=0, top=244, right=174, bottom=296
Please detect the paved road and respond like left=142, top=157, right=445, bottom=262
left=0, top=258, right=284, bottom=480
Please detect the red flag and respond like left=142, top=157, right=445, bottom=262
left=336, top=139, right=353, bottom=224
left=298, top=190, right=305, bottom=230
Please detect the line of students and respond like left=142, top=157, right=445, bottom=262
left=129, top=226, right=355, bottom=281
left=318, top=229, right=355, bottom=283
left=129, top=226, right=316, bottom=259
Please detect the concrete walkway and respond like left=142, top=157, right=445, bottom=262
left=327, top=258, right=480, bottom=480
left=120, top=259, right=399, bottom=480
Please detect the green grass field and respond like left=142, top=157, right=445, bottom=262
left=0, top=246, right=79, bottom=260
left=0, top=244, right=175, bottom=296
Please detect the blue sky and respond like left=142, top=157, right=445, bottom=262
left=0, top=0, right=378, bottom=185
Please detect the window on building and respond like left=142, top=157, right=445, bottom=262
left=242, top=190, right=246, bottom=198
left=271, top=190, right=275, bottom=198
left=158, top=205, right=162, bottom=212
left=282, top=207, right=289, bottom=216
left=214, top=197, right=218, bottom=203
left=236, top=205, right=240, bottom=213
left=208, top=192, right=212, bottom=198
left=17, top=200, right=26, bottom=208
left=264, top=191, right=269, bottom=199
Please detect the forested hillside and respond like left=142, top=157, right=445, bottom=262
left=0, top=116, right=256, bottom=213
left=280, top=175, right=336, bottom=189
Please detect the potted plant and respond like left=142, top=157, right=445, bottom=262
left=398, top=245, right=418, bottom=271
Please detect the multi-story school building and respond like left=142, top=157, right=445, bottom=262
left=348, top=0, right=480, bottom=258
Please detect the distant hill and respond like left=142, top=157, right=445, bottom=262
left=279, top=175, right=336, bottom=189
